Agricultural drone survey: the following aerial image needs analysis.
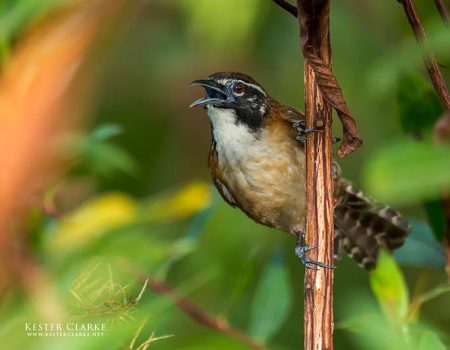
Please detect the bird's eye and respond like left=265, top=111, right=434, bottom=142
left=233, top=82, right=245, bottom=95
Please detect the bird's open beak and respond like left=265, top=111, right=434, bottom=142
left=189, top=79, right=228, bottom=108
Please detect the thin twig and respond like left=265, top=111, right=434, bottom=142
left=408, top=283, right=450, bottom=321
left=272, top=0, right=298, bottom=17
left=145, top=278, right=268, bottom=350
left=434, top=0, right=449, bottom=24
left=398, top=0, right=450, bottom=108
left=399, top=0, right=450, bottom=279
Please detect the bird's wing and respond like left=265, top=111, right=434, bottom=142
left=208, top=143, right=238, bottom=208
left=279, top=105, right=305, bottom=124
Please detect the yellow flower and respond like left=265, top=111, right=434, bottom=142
left=145, top=181, right=212, bottom=222
left=50, top=192, right=136, bottom=250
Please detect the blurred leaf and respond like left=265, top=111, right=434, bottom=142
left=394, top=219, right=446, bottom=268
left=144, top=182, right=212, bottom=223
left=396, top=73, right=443, bottom=136
left=0, top=0, right=127, bottom=227
left=84, top=141, right=136, bottom=176
left=423, top=200, right=446, bottom=242
left=419, top=331, right=447, bottom=350
left=184, top=206, right=215, bottom=239
left=364, top=139, right=450, bottom=205
left=395, top=73, right=447, bottom=242
left=367, top=23, right=450, bottom=98
left=89, top=123, right=123, bottom=141
left=25, top=206, right=46, bottom=247
left=0, top=0, right=67, bottom=63
left=87, top=230, right=197, bottom=274
left=49, top=192, right=137, bottom=251
left=179, top=0, right=262, bottom=55
left=227, top=249, right=258, bottom=311
left=409, top=284, right=450, bottom=323
left=70, top=131, right=137, bottom=177
left=338, top=293, right=444, bottom=350
left=370, top=251, right=409, bottom=324
left=248, top=251, right=292, bottom=343
left=154, top=236, right=198, bottom=279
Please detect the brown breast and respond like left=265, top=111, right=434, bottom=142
left=209, top=114, right=307, bottom=233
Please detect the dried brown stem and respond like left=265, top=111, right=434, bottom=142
left=272, top=0, right=298, bottom=17
left=398, top=0, right=450, bottom=108
left=297, top=2, right=361, bottom=158
left=297, top=0, right=334, bottom=349
left=145, top=278, right=268, bottom=350
left=271, top=0, right=361, bottom=158
left=399, top=0, right=450, bottom=278
left=434, top=0, right=449, bottom=24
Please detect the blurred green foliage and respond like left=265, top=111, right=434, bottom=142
left=248, top=252, right=292, bottom=343
left=396, top=73, right=443, bottom=136
left=364, top=139, right=450, bottom=205
left=0, top=0, right=68, bottom=61
left=2, top=0, right=450, bottom=349
left=370, top=251, right=409, bottom=325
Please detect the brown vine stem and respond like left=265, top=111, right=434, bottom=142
left=298, top=1, right=335, bottom=349
left=398, top=0, right=450, bottom=108
left=272, top=0, right=342, bottom=347
left=273, top=0, right=361, bottom=157
left=272, top=0, right=298, bottom=17
left=145, top=278, right=268, bottom=350
left=434, top=0, right=449, bottom=24
left=398, top=0, right=450, bottom=278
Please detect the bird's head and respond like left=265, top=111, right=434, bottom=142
left=190, top=72, right=270, bottom=131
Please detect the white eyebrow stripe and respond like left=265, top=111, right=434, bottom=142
left=216, top=78, right=267, bottom=96
left=236, top=80, right=267, bottom=96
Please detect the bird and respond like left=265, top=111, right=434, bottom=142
left=190, top=71, right=410, bottom=270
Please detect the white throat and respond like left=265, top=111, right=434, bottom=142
left=206, top=106, right=259, bottom=163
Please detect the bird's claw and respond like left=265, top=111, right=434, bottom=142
left=293, top=120, right=340, bottom=145
left=295, top=128, right=323, bottom=143
left=294, top=232, right=336, bottom=270
left=293, top=120, right=322, bottom=143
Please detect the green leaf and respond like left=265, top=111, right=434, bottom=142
left=394, top=219, right=446, bottom=268
left=90, top=123, right=123, bottom=141
left=423, top=199, right=446, bottom=242
left=69, top=127, right=136, bottom=177
left=396, top=73, right=443, bottom=136
left=179, top=0, right=262, bottom=55
left=248, top=251, right=292, bottom=343
left=370, top=251, right=409, bottom=324
left=366, top=24, right=450, bottom=98
left=364, top=139, right=450, bottom=205
left=419, top=331, right=447, bottom=350
left=84, top=141, right=136, bottom=176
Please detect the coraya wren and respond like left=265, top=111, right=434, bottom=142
left=190, top=72, right=410, bottom=270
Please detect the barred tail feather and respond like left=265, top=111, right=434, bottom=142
left=334, top=179, right=411, bottom=270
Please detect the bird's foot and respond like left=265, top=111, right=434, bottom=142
left=293, top=120, right=340, bottom=144
left=293, top=120, right=322, bottom=143
left=294, top=231, right=336, bottom=270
